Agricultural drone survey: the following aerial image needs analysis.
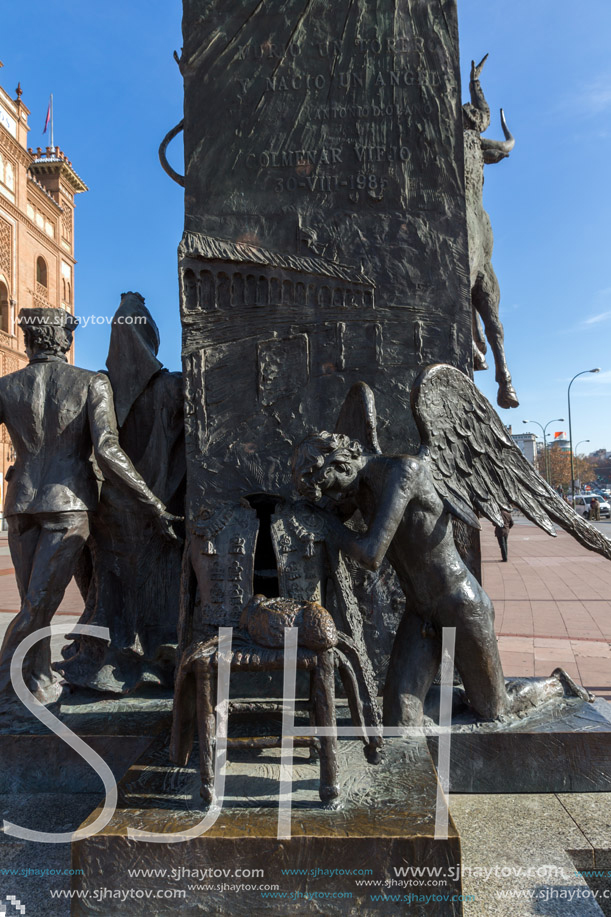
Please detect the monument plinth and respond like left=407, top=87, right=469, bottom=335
left=72, top=725, right=463, bottom=917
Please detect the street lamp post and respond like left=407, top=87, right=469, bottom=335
left=568, top=369, right=600, bottom=503
left=522, top=417, right=565, bottom=484
left=574, top=440, right=591, bottom=493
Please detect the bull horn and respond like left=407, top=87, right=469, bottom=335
left=159, top=119, right=185, bottom=187
left=481, top=108, right=515, bottom=155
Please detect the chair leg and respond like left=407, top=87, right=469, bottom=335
left=335, top=635, right=383, bottom=761
left=308, top=669, right=318, bottom=761
left=335, top=648, right=382, bottom=764
left=312, top=649, right=340, bottom=808
left=196, top=666, right=216, bottom=805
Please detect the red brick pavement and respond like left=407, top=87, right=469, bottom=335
left=0, top=521, right=609, bottom=699
left=483, top=518, right=611, bottom=700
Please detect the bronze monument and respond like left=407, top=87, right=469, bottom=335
left=0, top=308, right=180, bottom=708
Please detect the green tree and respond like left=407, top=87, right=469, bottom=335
left=587, top=450, right=611, bottom=487
left=547, top=445, right=594, bottom=492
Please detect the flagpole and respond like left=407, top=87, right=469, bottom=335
left=50, top=94, right=54, bottom=148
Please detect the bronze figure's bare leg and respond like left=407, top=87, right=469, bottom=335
left=472, top=308, right=488, bottom=371
left=472, top=266, right=518, bottom=409
left=383, top=609, right=442, bottom=727
left=449, top=595, right=509, bottom=720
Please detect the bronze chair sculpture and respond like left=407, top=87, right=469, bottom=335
left=170, top=595, right=382, bottom=809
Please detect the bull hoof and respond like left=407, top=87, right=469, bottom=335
left=474, top=352, right=489, bottom=371
left=497, top=383, right=519, bottom=409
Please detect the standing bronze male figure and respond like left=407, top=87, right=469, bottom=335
left=0, top=308, right=179, bottom=708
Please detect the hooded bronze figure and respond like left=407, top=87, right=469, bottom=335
left=58, top=293, right=186, bottom=694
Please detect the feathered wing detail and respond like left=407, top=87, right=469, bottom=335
left=334, top=382, right=381, bottom=454
left=412, top=364, right=611, bottom=561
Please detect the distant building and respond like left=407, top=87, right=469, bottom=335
left=510, top=430, right=539, bottom=466
left=0, top=64, right=87, bottom=516
left=550, top=431, right=570, bottom=452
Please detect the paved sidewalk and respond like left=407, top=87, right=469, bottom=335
left=0, top=519, right=610, bottom=700
left=482, top=517, right=611, bottom=701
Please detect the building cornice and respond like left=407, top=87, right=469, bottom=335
left=29, top=157, right=88, bottom=194
left=0, top=86, right=28, bottom=118
left=0, top=197, right=77, bottom=264
left=0, top=123, right=32, bottom=168
left=27, top=174, right=63, bottom=212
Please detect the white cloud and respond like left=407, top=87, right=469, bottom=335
left=583, top=310, right=611, bottom=326
left=561, top=74, right=611, bottom=119
left=580, top=288, right=611, bottom=328
left=584, top=78, right=611, bottom=114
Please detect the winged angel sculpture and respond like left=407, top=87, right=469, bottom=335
left=292, top=365, right=611, bottom=727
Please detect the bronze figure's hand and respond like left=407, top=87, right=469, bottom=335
left=157, top=511, right=184, bottom=543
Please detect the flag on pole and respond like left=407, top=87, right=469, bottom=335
left=43, top=96, right=52, bottom=134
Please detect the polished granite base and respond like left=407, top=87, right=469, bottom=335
left=426, top=693, right=611, bottom=794
left=0, top=686, right=173, bottom=793
left=71, top=728, right=463, bottom=916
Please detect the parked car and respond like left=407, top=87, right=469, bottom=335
left=573, top=495, right=611, bottom=518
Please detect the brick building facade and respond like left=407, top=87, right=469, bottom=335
left=0, top=66, right=87, bottom=518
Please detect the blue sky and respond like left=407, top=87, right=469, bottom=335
left=1, top=1, right=611, bottom=451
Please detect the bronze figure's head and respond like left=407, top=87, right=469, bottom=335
left=292, top=432, right=363, bottom=502
left=18, top=307, right=78, bottom=359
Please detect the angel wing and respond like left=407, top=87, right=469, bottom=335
left=334, top=381, right=381, bottom=454
left=412, top=364, right=611, bottom=560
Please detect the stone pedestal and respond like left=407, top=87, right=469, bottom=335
left=72, top=725, right=463, bottom=915
left=426, top=696, right=611, bottom=794
left=0, top=688, right=172, bottom=793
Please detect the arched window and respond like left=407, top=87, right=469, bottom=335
left=36, top=256, right=48, bottom=288
left=66, top=281, right=72, bottom=305
left=0, top=281, right=9, bottom=333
